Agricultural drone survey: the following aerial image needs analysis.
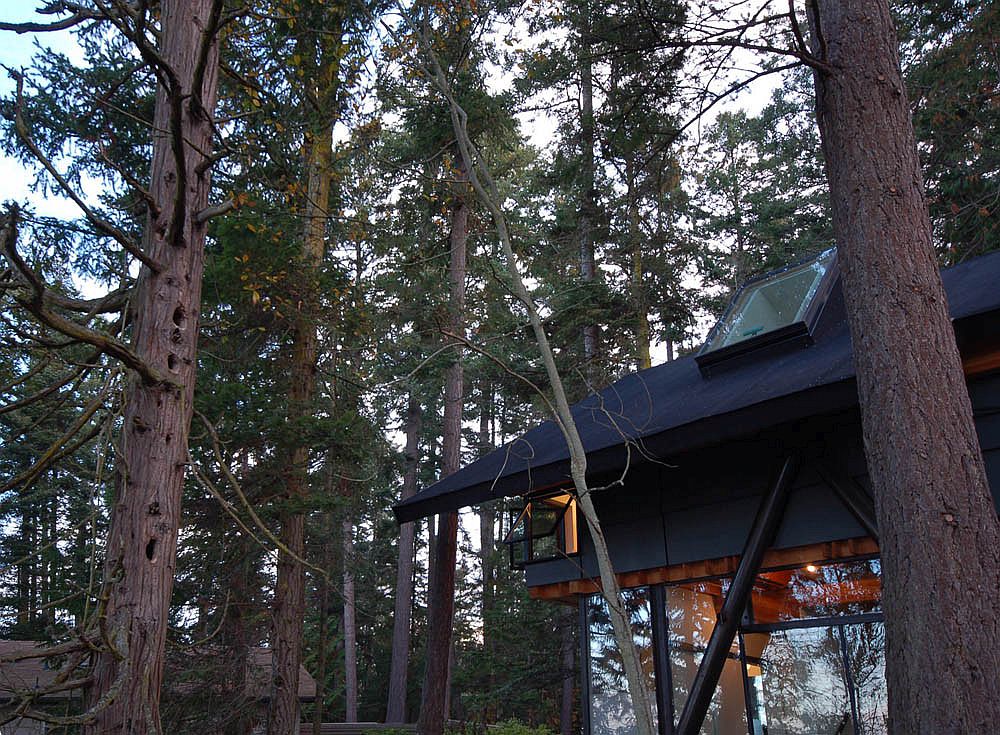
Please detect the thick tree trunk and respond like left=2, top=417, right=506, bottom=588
left=342, top=516, right=358, bottom=722
left=86, top=2, right=219, bottom=731
left=386, top=394, right=422, bottom=722
left=807, top=3, right=1000, bottom=732
left=417, top=152, right=468, bottom=735
left=268, top=94, right=334, bottom=735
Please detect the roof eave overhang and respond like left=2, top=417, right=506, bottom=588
left=393, top=377, right=860, bottom=523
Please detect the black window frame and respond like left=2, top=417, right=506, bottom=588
left=696, top=248, right=839, bottom=377
left=503, top=490, right=579, bottom=568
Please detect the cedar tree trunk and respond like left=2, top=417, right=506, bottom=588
left=86, top=1, right=219, bottom=732
left=807, top=2, right=1000, bottom=732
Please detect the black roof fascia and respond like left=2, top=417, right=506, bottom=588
left=394, top=249, right=1000, bottom=524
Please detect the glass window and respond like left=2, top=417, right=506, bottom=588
left=750, top=559, right=882, bottom=624
left=507, top=506, right=529, bottom=566
left=843, top=622, right=888, bottom=735
left=746, top=626, right=854, bottom=735
left=587, top=590, right=657, bottom=735
left=503, top=493, right=578, bottom=566
left=704, top=248, right=836, bottom=352
left=666, top=582, right=748, bottom=734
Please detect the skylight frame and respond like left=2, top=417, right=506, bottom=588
left=697, top=248, right=839, bottom=375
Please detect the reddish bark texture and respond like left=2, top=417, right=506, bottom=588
left=417, top=154, right=468, bottom=735
left=808, top=2, right=1000, bottom=732
left=86, top=1, right=219, bottom=732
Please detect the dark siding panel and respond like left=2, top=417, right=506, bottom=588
left=525, top=557, right=584, bottom=587
left=605, top=514, right=668, bottom=574
left=984, top=448, right=1000, bottom=513
left=970, top=372, right=1000, bottom=510
left=774, top=481, right=866, bottom=548
left=664, top=494, right=760, bottom=565
left=974, top=411, right=1000, bottom=453
left=969, top=372, right=1000, bottom=409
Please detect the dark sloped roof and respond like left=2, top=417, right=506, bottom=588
left=395, top=250, right=1000, bottom=523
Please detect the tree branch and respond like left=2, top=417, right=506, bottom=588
left=2, top=205, right=169, bottom=386
left=6, top=72, right=164, bottom=272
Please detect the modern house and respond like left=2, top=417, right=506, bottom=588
left=394, top=248, right=1000, bottom=735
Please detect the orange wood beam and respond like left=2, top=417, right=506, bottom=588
left=528, top=536, right=879, bottom=602
left=964, top=346, right=1000, bottom=377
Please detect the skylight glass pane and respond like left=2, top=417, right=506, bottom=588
left=706, top=248, right=835, bottom=351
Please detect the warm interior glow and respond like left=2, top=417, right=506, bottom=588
left=563, top=497, right=578, bottom=554
left=806, top=564, right=818, bottom=573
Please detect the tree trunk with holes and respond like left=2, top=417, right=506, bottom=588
left=806, top=2, right=1000, bottom=731
left=85, top=2, right=219, bottom=732
left=417, top=152, right=468, bottom=735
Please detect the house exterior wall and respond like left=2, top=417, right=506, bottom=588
left=525, top=370, right=1000, bottom=590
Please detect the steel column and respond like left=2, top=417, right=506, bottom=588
left=649, top=584, right=675, bottom=735
left=675, top=455, right=799, bottom=735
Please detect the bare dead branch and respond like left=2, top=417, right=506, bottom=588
left=194, top=198, right=235, bottom=223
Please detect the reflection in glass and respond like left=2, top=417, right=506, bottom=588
left=667, top=583, right=747, bottom=734
left=748, top=627, right=854, bottom=735
left=750, top=560, right=882, bottom=624
left=587, top=590, right=657, bottom=735
left=507, top=506, right=529, bottom=566
left=844, top=623, right=888, bottom=735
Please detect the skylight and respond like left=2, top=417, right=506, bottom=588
left=698, top=248, right=838, bottom=372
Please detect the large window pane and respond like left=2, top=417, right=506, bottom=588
left=587, top=590, right=656, bottom=735
left=747, top=626, right=854, bottom=735
left=844, top=622, right=888, bottom=735
left=750, top=559, right=882, bottom=624
left=667, top=582, right=748, bottom=734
